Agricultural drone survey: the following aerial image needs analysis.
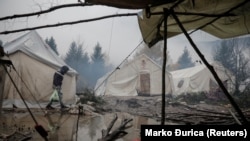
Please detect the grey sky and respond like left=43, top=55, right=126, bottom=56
left=0, top=0, right=220, bottom=66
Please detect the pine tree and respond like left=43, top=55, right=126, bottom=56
left=89, top=42, right=107, bottom=88
left=91, top=43, right=104, bottom=64
left=65, top=41, right=78, bottom=69
left=45, top=36, right=59, bottom=55
left=177, top=46, right=195, bottom=69
left=64, top=41, right=90, bottom=91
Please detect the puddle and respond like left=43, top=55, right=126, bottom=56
left=0, top=110, right=160, bottom=141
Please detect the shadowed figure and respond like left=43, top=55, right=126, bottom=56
left=46, top=66, right=69, bottom=109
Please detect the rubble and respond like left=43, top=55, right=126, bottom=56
left=99, top=95, right=250, bottom=125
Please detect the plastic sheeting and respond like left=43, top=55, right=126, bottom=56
left=138, top=0, right=250, bottom=47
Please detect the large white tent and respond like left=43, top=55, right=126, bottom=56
left=171, top=62, right=234, bottom=96
left=0, top=30, right=78, bottom=108
left=95, top=54, right=174, bottom=96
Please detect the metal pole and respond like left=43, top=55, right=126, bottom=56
left=0, top=65, right=5, bottom=114
left=161, top=8, right=169, bottom=125
left=0, top=59, right=12, bottom=115
left=171, top=9, right=248, bottom=125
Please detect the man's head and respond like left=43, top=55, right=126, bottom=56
left=60, top=65, right=69, bottom=75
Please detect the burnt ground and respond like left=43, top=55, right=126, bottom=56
left=98, top=95, right=250, bottom=125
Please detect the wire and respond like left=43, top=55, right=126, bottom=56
left=94, top=14, right=161, bottom=93
left=3, top=64, right=38, bottom=125
left=107, top=13, right=115, bottom=56
left=94, top=39, right=144, bottom=93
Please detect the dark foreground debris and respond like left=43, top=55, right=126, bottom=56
left=98, top=113, right=133, bottom=141
left=101, top=96, right=250, bottom=125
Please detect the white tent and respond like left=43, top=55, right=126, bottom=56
left=170, top=62, right=234, bottom=96
left=94, top=54, right=174, bottom=96
left=0, top=30, right=78, bottom=108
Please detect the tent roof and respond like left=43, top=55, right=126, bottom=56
left=3, top=30, right=78, bottom=75
left=123, top=54, right=171, bottom=74
left=85, top=0, right=250, bottom=47
left=170, top=62, right=234, bottom=81
left=137, top=0, right=250, bottom=47
left=171, top=65, right=205, bottom=78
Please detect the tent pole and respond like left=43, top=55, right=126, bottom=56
left=0, top=65, right=5, bottom=114
left=161, top=8, right=169, bottom=125
left=170, top=9, right=248, bottom=125
left=0, top=59, right=12, bottom=114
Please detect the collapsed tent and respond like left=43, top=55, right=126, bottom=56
left=0, top=30, right=78, bottom=108
left=137, top=0, right=250, bottom=47
left=85, top=0, right=250, bottom=46
left=171, top=62, right=234, bottom=96
left=95, top=54, right=174, bottom=96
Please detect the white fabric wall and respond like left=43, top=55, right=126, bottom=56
left=171, top=63, right=234, bottom=96
left=2, top=52, right=76, bottom=108
left=95, top=54, right=174, bottom=96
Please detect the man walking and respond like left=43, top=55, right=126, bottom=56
left=46, top=65, right=69, bottom=109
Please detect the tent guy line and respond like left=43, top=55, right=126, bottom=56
left=2, top=63, right=49, bottom=141
left=137, top=0, right=250, bottom=125
left=94, top=38, right=144, bottom=93
left=170, top=8, right=248, bottom=124
left=1, top=31, right=78, bottom=108
left=4, top=54, right=46, bottom=114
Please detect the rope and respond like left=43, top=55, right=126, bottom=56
left=6, top=55, right=46, bottom=114
left=94, top=39, right=144, bottom=93
left=107, top=13, right=115, bottom=56
left=3, top=64, right=38, bottom=124
left=2, top=64, right=49, bottom=140
left=94, top=14, right=161, bottom=93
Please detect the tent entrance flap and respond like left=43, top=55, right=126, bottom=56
left=94, top=54, right=174, bottom=97
left=139, top=72, right=150, bottom=96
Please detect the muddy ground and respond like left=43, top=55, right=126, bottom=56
left=1, top=95, right=250, bottom=141
left=98, top=95, right=250, bottom=125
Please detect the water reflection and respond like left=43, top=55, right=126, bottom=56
left=74, top=115, right=104, bottom=141
left=46, top=113, right=63, bottom=140
left=0, top=111, right=159, bottom=141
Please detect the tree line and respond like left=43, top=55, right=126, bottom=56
left=3, top=34, right=250, bottom=96
left=45, top=36, right=113, bottom=92
left=45, top=36, right=196, bottom=93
